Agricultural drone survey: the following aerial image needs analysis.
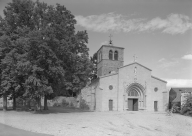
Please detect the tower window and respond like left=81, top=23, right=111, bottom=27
left=109, top=50, right=113, bottom=60
left=114, top=51, right=118, bottom=60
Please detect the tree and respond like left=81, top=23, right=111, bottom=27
left=181, top=95, right=192, bottom=116
left=90, top=52, right=97, bottom=81
left=0, top=0, right=93, bottom=111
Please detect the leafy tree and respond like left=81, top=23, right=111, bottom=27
left=90, top=52, right=97, bottom=81
left=0, top=0, right=93, bottom=111
left=181, top=95, right=192, bottom=116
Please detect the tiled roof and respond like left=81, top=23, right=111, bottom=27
left=169, top=88, right=192, bottom=102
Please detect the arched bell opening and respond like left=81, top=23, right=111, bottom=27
left=126, top=83, right=145, bottom=111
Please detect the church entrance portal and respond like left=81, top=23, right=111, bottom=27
left=126, top=83, right=145, bottom=111
left=128, top=98, right=138, bottom=111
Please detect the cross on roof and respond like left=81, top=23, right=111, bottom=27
left=109, top=34, right=113, bottom=45
left=133, top=54, right=137, bottom=62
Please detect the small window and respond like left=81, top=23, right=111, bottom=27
left=109, top=85, right=113, bottom=90
left=114, top=51, right=118, bottom=60
left=109, top=50, right=113, bottom=60
left=154, top=87, right=158, bottom=92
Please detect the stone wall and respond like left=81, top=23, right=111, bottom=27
left=98, top=60, right=123, bottom=76
left=80, top=79, right=99, bottom=111
left=151, top=77, right=167, bottom=111
left=118, top=63, right=152, bottom=111
left=47, top=96, right=78, bottom=107
left=0, top=98, right=13, bottom=108
left=97, top=45, right=124, bottom=77
left=99, top=73, right=118, bottom=111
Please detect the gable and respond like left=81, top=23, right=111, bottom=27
left=119, top=62, right=152, bottom=71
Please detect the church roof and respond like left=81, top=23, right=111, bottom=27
left=151, top=76, right=167, bottom=83
left=171, top=88, right=192, bottom=93
left=170, top=88, right=192, bottom=103
left=99, top=72, right=118, bottom=78
left=119, top=62, right=152, bottom=71
left=88, top=78, right=100, bottom=86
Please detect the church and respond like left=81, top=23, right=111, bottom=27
left=81, top=42, right=168, bottom=112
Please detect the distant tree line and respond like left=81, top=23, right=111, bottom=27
left=0, top=0, right=95, bottom=111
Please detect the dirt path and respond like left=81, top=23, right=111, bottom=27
left=0, top=108, right=191, bottom=136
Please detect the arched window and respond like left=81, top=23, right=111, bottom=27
left=114, top=51, right=118, bottom=60
left=109, top=50, right=113, bottom=60
left=128, top=90, right=138, bottom=96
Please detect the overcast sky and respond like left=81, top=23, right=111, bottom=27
left=0, top=0, right=192, bottom=88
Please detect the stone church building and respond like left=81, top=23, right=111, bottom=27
left=81, top=44, right=168, bottom=112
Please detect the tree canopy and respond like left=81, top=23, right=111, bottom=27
left=0, top=0, right=93, bottom=110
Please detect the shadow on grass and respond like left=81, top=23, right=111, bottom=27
left=0, top=107, right=91, bottom=114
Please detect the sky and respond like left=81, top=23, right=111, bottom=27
left=0, top=0, right=192, bottom=88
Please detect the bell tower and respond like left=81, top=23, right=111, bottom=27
left=97, top=39, right=124, bottom=77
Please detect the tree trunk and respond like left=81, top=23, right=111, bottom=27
left=27, top=99, right=31, bottom=110
left=13, top=95, right=16, bottom=110
left=44, top=95, right=48, bottom=110
left=3, top=93, right=7, bottom=111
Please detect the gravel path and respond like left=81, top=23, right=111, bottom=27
left=0, top=107, right=191, bottom=136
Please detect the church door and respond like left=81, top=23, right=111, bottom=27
left=128, top=99, right=133, bottom=111
left=109, top=100, right=113, bottom=111
left=133, top=99, right=138, bottom=111
left=128, top=99, right=138, bottom=111
left=154, top=101, right=158, bottom=111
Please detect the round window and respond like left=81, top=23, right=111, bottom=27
left=154, top=87, right=158, bottom=92
left=109, top=85, right=113, bottom=90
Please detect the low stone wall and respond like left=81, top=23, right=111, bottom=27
left=47, top=96, right=79, bottom=108
left=0, top=98, right=13, bottom=108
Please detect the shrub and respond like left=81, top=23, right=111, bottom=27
left=53, top=102, right=61, bottom=107
left=181, top=95, right=192, bottom=115
left=69, top=102, right=74, bottom=107
left=80, top=99, right=89, bottom=110
left=61, top=99, right=69, bottom=107
left=172, top=103, right=181, bottom=113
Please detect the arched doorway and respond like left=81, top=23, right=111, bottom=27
left=126, top=83, right=145, bottom=111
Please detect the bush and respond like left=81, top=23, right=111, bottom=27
left=53, top=102, right=61, bottom=107
left=180, top=106, right=189, bottom=115
left=61, top=99, right=69, bottom=107
left=181, top=95, right=192, bottom=115
left=172, top=103, right=181, bottom=113
left=80, top=99, right=89, bottom=110
left=69, top=102, right=75, bottom=108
